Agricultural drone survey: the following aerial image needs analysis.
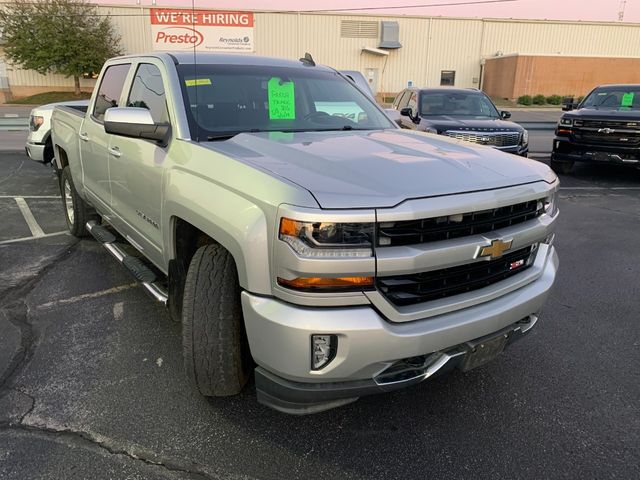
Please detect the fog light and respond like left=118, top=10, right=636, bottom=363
left=311, top=334, right=337, bottom=370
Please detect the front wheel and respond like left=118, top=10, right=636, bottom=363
left=60, top=166, right=99, bottom=237
left=550, top=158, right=574, bottom=175
left=182, top=244, right=250, bottom=397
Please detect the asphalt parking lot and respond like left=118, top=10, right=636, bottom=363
left=1, top=146, right=639, bottom=479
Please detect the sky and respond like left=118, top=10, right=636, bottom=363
left=94, top=0, right=640, bottom=23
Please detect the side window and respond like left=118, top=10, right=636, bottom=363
left=93, top=64, right=130, bottom=122
left=127, top=64, right=169, bottom=123
left=396, top=91, right=409, bottom=109
left=407, top=92, right=418, bottom=115
left=392, top=90, right=405, bottom=109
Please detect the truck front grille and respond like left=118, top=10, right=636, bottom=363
left=445, top=131, right=520, bottom=147
left=378, top=200, right=543, bottom=247
left=572, top=119, right=640, bottom=146
left=377, top=246, right=536, bottom=307
left=573, top=130, right=640, bottom=146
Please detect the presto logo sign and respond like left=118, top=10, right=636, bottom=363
left=155, top=27, right=204, bottom=47
left=150, top=8, right=254, bottom=52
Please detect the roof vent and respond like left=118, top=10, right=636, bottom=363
left=379, top=21, right=401, bottom=49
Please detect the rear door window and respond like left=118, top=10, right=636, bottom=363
left=93, top=64, right=130, bottom=122
left=127, top=63, right=169, bottom=123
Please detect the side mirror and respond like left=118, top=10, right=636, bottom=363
left=500, top=110, right=511, bottom=119
left=104, top=107, right=170, bottom=146
left=400, top=107, right=413, bottom=118
left=562, top=97, right=575, bottom=111
left=400, top=107, right=420, bottom=123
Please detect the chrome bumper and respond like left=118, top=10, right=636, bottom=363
left=25, top=142, right=46, bottom=162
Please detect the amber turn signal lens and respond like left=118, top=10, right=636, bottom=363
left=278, top=276, right=374, bottom=291
left=279, top=218, right=302, bottom=237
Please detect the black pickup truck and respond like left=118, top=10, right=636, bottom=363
left=551, top=84, right=640, bottom=174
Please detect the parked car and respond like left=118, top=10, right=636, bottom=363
left=51, top=53, right=558, bottom=414
left=551, top=84, right=640, bottom=174
left=339, top=70, right=375, bottom=98
left=25, top=100, right=89, bottom=165
left=388, top=87, right=529, bottom=156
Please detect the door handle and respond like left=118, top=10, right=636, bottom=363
left=79, top=132, right=89, bottom=142
left=108, top=146, right=122, bottom=158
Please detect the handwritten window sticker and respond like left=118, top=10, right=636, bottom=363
left=185, top=78, right=212, bottom=87
left=268, top=77, right=296, bottom=120
left=621, top=92, right=634, bottom=108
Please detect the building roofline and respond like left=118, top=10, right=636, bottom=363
left=90, top=3, right=640, bottom=28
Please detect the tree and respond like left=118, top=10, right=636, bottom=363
left=0, top=0, right=122, bottom=95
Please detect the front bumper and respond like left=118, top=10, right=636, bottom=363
left=243, top=245, right=559, bottom=414
left=499, top=144, right=528, bottom=157
left=552, top=137, right=640, bottom=165
left=25, top=142, right=46, bottom=162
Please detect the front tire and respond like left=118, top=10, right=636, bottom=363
left=60, top=166, right=99, bottom=237
left=550, top=158, right=574, bottom=175
left=182, top=244, right=250, bottom=397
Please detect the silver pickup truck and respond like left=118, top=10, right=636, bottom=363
left=51, top=53, right=559, bottom=414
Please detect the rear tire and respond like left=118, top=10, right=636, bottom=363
left=60, top=166, right=99, bottom=237
left=550, top=158, right=574, bottom=175
left=182, top=244, right=250, bottom=397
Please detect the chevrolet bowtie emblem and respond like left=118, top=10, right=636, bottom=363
left=478, top=239, right=513, bottom=260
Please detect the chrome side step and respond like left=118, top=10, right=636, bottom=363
left=86, top=221, right=168, bottom=306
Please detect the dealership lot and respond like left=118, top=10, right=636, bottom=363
left=0, top=149, right=638, bottom=479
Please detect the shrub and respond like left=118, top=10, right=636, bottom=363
left=577, top=95, right=585, bottom=103
left=532, top=94, right=546, bottom=105
left=517, top=95, right=533, bottom=106
left=546, top=95, right=562, bottom=105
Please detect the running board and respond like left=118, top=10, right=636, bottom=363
left=86, top=221, right=168, bottom=306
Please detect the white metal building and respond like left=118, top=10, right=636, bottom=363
left=2, top=4, right=640, bottom=100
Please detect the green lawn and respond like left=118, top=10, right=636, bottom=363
left=11, top=91, right=92, bottom=105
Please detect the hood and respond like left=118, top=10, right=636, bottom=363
left=421, top=116, right=524, bottom=132
left=205, top=129, right=554, bottom=209
left=565, top=107, right=640, bottom=121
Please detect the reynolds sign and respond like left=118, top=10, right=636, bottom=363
left=150, top=8, right=254, bottom=52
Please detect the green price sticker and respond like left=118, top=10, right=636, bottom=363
left=621, top=92, right=634, bottom=107
left=268, top=77, right=295, bottom=120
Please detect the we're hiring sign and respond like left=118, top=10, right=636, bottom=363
left=150, top=8, right=254, bottom=52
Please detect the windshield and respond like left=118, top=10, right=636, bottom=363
left=581, top=87, right=640, bottom=110
left=420, top=91, right=500, bottom=118
left=176, top=64, right=395, bottom=140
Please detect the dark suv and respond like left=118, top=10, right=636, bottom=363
left=551, top=84, right=640, bottom=174
left=389, top=87, right=528, bottom=156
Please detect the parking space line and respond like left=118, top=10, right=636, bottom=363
left=113, top=302, right=124, bottom=321
left=14, top=197, right=45, bottom=237
left=0, top=231, right=70, bottom=245
left=560, top=186, right=640, bottom=190
left=0, top=195, right=61, bottom=199
left=36, top=283, right=138, bottom=310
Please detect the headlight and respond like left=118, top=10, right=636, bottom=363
left=30, top=115, right=44, bottom=131
left=521, top=129, right=529, bottom=145
left=425, top=127, right=438, bottom=134
left=279, top=218, right=373, bottom=258
left=559, top=117, right=573, bottom=126
left=542, top=190, right=559, bottom=217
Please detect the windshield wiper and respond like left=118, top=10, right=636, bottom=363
left=206, top=129, right=263, bottom=141
left=207, top=133, right=240, bottom=141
